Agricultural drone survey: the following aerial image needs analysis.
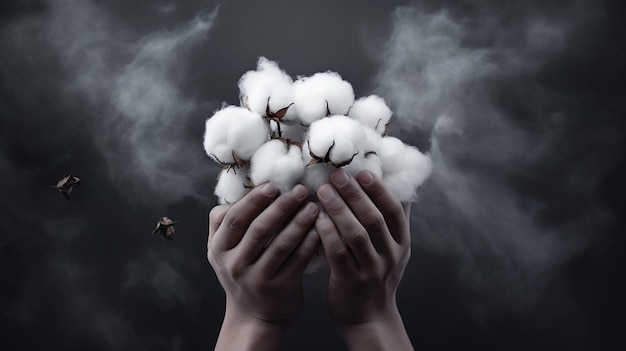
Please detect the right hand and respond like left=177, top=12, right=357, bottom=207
left=315, top=169, right=411, bottom=324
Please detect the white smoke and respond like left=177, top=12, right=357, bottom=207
left=42, top=0, right=219, bottom=204
left=375, top=6, right=612, bottom=312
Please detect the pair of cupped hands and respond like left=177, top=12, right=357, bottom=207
left=208, top=168, right=413, bottom=350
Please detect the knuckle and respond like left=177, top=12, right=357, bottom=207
left=275, top=196, right=296, bottom=216
left=347, top=231, right=369, bottom=248
left=330, top=247, right=352, bottom=264
left=294, top=213, right=315, bottom=230
left=342, top=185, right=363, bottom=202
left=367, top=180, right=387, bottom=198
left=271, top=240, right=292, bottom=255
left=227, top=214, right=244, bottom=230
left=326, top=201, right=346, bottom=217
left=361, top=211, right=384, bottom=230
left=230, top=262, right=247, bottom=280
left=248, top=190, right=270, bottom=205
left=248, top=221, right=270, bottom=242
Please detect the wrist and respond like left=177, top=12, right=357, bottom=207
left=336, top=307, right=414, bottom=351
left=215, top=304, right=290, bottom=351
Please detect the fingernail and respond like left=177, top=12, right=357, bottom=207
left=357, top=170, right=374, bottom=185
left=290, top=184, right=308, bottom=200
left=318, top=184, right=336, bottom=201
left=318, top=208, right=328, bottom=219
left=331, top=169, right=349, bottom=186
left=262, top=182, right=278, bottom=196
left=303, top=202, right=318, bottom=216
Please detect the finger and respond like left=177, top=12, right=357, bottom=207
left=237, top=184, right=309, bottom=262
left=317, top=184, right=377, bottom=269
left=257, top=201, right=319, bottom=277
left=315, top=208, right=357, bottom=276
left=211, top=182, right=279, bottom=251
left=356, top=170, right=409, bottom=244
left=329, top=169, right=394, bottom=255
left=280, top=227, right=322, bottom=278
left=208, top=205, right=231, bottom=250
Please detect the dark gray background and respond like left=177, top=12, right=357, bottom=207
left=1, top=0, right=624, bottom=350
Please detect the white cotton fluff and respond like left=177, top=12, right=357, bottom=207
left=203, top=105, right=269, bottom=165
left=238, top=57, right=297, bottom=121
left=344, top=127, right=383, bottom=178
left=301, top=138, right=334, bottom=192
left=250, top=139, right=305, bottom=194
left=348, top=95, right=393, bottom=135
left=379, top=136, right=432, bottom=202
left=269, top=119, right=307, bottom=141
left=306, top=115, right=365, bottom=166
left=344, top=152, right=383, bottom=179
left=302, top=162, right=335, bottom=194
left=215, top=167, right=252, bottom=204
left=293, top=72, right=355, bottom=125
left=278, top=120, right=307, bottom=141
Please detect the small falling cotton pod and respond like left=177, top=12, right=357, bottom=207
left=215, top=166, right=253, bottom=204
left=203, top=105, right=269, bottom=167
left=306, top=115, right=365, bottom=167
left=379, top=136, right=432, bottom=202
left=238, top=57, right=297, bottom=121
left=250, top=139, right=305, bottom=194
left=293, top=72, right=355, bottom=125
left=152, top=217, right=178, bottom=240
left=348, top=95, right=393, bottom=135
left=51, top=174, right=81, bottom=199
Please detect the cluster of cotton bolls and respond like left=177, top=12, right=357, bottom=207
left=203, top=57, right=432, bottom=205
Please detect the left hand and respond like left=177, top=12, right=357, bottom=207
left=208, top=183, right=321, bottom=325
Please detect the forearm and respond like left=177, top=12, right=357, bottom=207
left=214, top=304, right=289, bottom=351
left=337, top=307, right=414, bottom=351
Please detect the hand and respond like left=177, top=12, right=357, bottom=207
left=208, top=183, right=320, bottom=350
left=316, top=169, right=413, bottom=350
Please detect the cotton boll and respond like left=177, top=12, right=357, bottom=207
left=250, top=139, right=305, bottom=194
left=203, top=105, right=269, bottom=165
left=302, top=163, right=335, bottom=194
left=344, top=127, right=383, bottom=177
left=238, top=57, right=296, bottom=121
left=214, top=167, right=252, bottom=204
left=344, top=152, right=383, bottom=179
left=293, top=72, right=355, bottom=125
left=348, top=95, right=393, bottom=135
left=379, top=136, right=432, bottom=202
left=306, top=115, right=364, bottom=167
left=301, top=141, right=334, bottom=192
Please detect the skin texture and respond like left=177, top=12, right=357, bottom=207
left=208, top=183, right=321, bottom=351
left=317, top=169, right=414, bottom=351
left=207, top=170, right=414, bottom=350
